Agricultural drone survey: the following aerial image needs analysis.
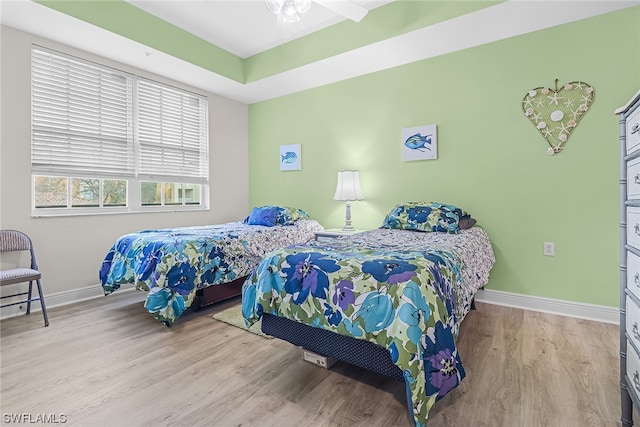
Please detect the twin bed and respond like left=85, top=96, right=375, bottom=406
left=99, top=201, right=495, bottom=426
left=99, top=206, right=323, bottom=326
left=241, top=202, right=495, bottom=426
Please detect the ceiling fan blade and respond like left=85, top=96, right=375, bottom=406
left=313, top=0, right=368, bottom=22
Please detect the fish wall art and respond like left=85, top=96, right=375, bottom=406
left=402, top=124, right=438, bottom=161
left=279, top=144, right=301, bottom=171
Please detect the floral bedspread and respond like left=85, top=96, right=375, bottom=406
left=242, top=227, right=495, bottom=427
left=99, top=219, right=323, bottom=326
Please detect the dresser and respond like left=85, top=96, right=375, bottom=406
left=617, top=90, right=640, bottom=427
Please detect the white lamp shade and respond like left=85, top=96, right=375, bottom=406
left=333, top=171, right=364, bottom=201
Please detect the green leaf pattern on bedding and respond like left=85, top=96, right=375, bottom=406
left=242, top=227, right=495, bottom=427
left=99, top=219, right=324, bottom=326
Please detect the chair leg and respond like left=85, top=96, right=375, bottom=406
left=35, top=279, right=49, bottom=327
left=26, top=280, right=33, bottom=314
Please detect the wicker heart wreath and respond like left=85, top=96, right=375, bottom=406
left=522, top=79, right=594, bottom=155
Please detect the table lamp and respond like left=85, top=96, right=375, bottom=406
left=333, top=170, right=364, bottom=231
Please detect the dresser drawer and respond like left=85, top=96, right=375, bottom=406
left=628, top=251, right=640, bottom=301
left=627, top=106, right=640, bottom=155
left=627, top=339, right=640, bottom=401
left=628, top=208, right=640, bottom=251
left=627, top=296, right=640, bottom=351
left=629, top=157, right=640, bottom=199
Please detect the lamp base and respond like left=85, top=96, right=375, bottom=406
left=342, top=202, right=354, bottom=231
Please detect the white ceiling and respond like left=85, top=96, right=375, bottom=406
left=1, top=1, right=638, bottom=104
left=126, top=0, right=393, bottom=58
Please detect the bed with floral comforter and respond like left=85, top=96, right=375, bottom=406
left=100, top=216, right=323, bottom=326
left=241, top=226, right=495, bottom=427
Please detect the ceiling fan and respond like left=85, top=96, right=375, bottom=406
left=266, top=0, right=369, bottom=23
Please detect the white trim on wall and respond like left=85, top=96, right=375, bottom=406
left=0, top=284, right=134, bottom=320
left=1, top=1, right=637, bottom=104
left=475, top=288, right=619, bottom=325
left=2, top=285, right=619, bottom=325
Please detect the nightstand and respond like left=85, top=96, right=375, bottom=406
left=314, top=228, right=367, bottom=241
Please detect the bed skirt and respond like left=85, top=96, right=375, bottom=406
left=261, top=313, right=405, bottom=382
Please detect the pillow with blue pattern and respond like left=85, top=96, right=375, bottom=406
left=245, top=205, right=310, bottom=226
left=274, top=206, right=310, bottom=225
left=246, top=206, right=279, bottom=226
left=380, top=202, right=472, bottom=234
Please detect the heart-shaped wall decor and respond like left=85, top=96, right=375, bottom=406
left=522, top=80, right=595, bottom=155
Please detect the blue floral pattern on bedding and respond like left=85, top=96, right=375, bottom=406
left=244, top=205, right=310, bottom=226
left=99, top=219, right=323, bottom=326
left=242, top=227, right=495, bottom=427
left=381, top=201, right=471, bottom=234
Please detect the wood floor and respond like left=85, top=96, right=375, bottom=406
left=0, top=291, right=627, bottom=427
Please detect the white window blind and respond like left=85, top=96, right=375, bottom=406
left=138, top=79, right=209, bottom=184
left=31, top=46, right=209, bottom=214
left=31, top=47, right=135, bottom=177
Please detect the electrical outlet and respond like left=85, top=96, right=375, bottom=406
left=543, top=242, right=555, bottom=256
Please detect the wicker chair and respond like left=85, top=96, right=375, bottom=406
left=0, top=230, right=49, bottom=326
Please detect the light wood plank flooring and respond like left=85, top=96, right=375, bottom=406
left=0, top=291, right=626, bottom=426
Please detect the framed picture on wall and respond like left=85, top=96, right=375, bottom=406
left=280, top=144, right=301, bottom=171
left=401, top=124, right=437, bottom=161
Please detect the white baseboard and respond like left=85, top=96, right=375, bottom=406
left=2, top=284, right=619, bottom=325
left=475, top=288, right=619, bottom=325
left=0, top=283, right=134, bottom=320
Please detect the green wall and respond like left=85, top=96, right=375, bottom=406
left=38, top=0, right=502, bottom=82
left=36, top=0, right=244, bottom=82
left=249, top=8, right=640, bottom=308
left=245, top=1, right=502, bottom=81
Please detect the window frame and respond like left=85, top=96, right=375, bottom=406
left=30, top=45, right=210, bottom=217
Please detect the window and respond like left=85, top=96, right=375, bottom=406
left=140, top=182, right=201, bottom=206
left=31, top=46, right=209, bottom=215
